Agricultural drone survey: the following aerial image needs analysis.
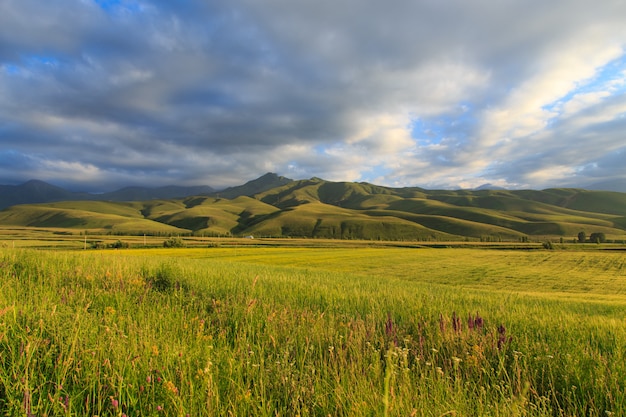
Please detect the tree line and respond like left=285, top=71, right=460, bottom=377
left=577, top=231, right=606, bottom=243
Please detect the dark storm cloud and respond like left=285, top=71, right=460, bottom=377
left=1, top=0, right=625, bottom=191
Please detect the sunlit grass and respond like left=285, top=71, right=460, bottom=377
left=124, top=246, right=626, bottom=296
left=1, top=247, right=625, bottom=416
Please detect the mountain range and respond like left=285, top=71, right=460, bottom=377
left=0, top=173, right=295, bottom=210
left=1, top=173, right=625, bottom=241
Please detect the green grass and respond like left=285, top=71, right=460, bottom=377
left=1, top=245, right=625, bottom=416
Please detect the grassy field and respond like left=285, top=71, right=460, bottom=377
left=1, top=242, right=625, bottom=416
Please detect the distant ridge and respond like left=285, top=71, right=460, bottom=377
left=101, top=185, right=214, bottom=201
left=0, top=180, right=214, bottom=209
left=587, top=179, right=626, bottom=193
left=474, top=183, right=506, bottom=191
left=0, top=180, right=90, bottom=209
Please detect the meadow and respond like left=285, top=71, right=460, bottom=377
left=1, top=242, right=625, bottom=416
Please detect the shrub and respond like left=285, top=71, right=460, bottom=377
left=90, top=241, right=106, bottom=249
left=589, top=232, right=606, bottom=244
left=142, top=263, right=181, bottom=292
left=109, top=240, right=129, bottom=249
left=163, top=237, right=186, bottom=248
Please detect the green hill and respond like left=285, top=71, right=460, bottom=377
left=1, top=176, right=625, bottom=241
left=0, top=203, right=188, bottom=234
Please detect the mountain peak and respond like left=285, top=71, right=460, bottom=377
left=218, top=173, right=293, bottom=199
left=474, top=183, right=506, bottom=191
left=259, top=172, right=280, bottom=179
left=21, top=179, right=62, bottom=189
left=0, top=179, right=81, bottom=209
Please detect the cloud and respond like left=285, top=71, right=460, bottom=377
left=1, top=0, right=625, bottom=191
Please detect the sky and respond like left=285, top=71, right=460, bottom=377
left=1, top=0, right=626, bottom=192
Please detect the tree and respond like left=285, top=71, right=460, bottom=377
left=577, top=231, right=586, bottom=243
left=589, top=232, right=606, bottom=244
left=163, top=237, right=186, bottom=248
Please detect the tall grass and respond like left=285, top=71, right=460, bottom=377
left=1, top=248, right=625, bottom=416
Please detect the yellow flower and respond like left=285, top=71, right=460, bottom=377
left=164, top=380, right=179, bottom=395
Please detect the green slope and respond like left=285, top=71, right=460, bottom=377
left=240, top=201, right=459, bottom=240
left=146, top=196, right=279, bottom=235
left=556, top=190, right=626, bottom=216
left=0, top=204, right=188, bottom=234
left=0, top=178, right=625, bottom=241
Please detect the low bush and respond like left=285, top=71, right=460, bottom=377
left=163, top=237, right=186, bottom=248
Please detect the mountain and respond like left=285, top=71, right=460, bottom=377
left=217, top=172, right=293, bottom=199
left=586, top=179, right=626, bottom=193
left=474, top=183, right=506, bottom=191
left=0, top=173, right=292, bottom=209
left=0, top=180, right=214, bottom=209
left=0, top=180, right=91, bottom=209
left=2, top=175, right=625, bottom=241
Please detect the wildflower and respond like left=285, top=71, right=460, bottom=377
left=497, top=324, right=510, bottom=350
left=110, top=398, right=118, bottom=409
left=58, top=395, right=69, bottom=411
left=104, top=306, right=116, bottom=315
left=164, top=380, right=179, bottom=395
left=385, top=313, right=398, bottom=346
left=468, top=312, right=484, bottom=331
left=157, top=405, right=163, bottom=411
left=474, top=314, right=484, bottom=330
left=151, top=345, right=159, bottom=356
left=385, top=313, right=394, bottom=337
left=452, top=311, right=461, bottom=333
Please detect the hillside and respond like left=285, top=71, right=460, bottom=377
left=1, top=174, right=625, bottom=241
left=0, top=180, right=214, bottom=209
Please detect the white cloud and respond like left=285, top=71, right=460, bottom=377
left=560, top=91, right=612, bottom=118
left=1, top=0, right=626, bottom=191
left=479, top=43, right=623, bottom=146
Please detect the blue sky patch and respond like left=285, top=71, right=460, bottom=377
left=543, top=51, right=626, bottom=114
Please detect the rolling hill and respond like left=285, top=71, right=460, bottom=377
left=1, top=173, right=625, bottom=241
left=0, top=180, right=214, bottom=209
